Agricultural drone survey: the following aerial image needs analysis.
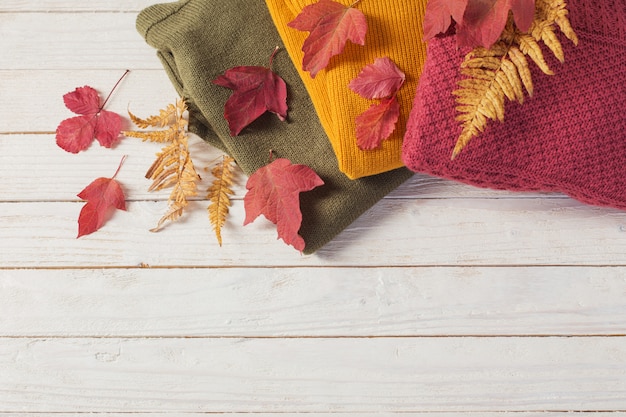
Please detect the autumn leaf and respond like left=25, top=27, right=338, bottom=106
left=56, top=70, right=129, bottom=153
left=213, top=47, right=288, bottom=136
left=423, top=0, right=468, bottom=40
left=355, top=97, right=400, bottom=150
left=207, top=155, right=236, bottom=246
left=76, top=156, right=127, bottom=238
left=349, top=57, right=404, bottom=150
left=458, top=0, right=536, bottom=48
left=244, top=157, right=324, bottom=252
left=423, top=0, right=535, bottom=49
left=288, top=0, right=367, bottom=78
left=348, top=57, right=406, bottom=100
left=124, top=99, right=199, bottom=231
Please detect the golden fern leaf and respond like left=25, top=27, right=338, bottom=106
left=207, top=155, right=236, bottom=246
left=452, top=41, right=518, bottom=159
left=127, top=98, right=199, bottom=232
left=149, top=139, right=199, bottom=231
left=123, top=127, right=176, bottom=143
left=451, top=0, right=578, bottom=159
left=128, top=103, right=179, bottom=129
left=124, top=100, right=188, bottom=142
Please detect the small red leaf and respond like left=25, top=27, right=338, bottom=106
left=213, top=50, right=288, bottom=136
left=77, top=177, right=126, bottom=238
left=56, top=71, right=128, bottom=153
left=244, top=158, right=324, bottom=252
left=423, top=0, right=469, bottom=40
left=288, top=0, right=367, bottom=78
left=349, top=57, right=406, bottom=100
left=458, top=0, right=536, bottom=48
left=355, top=96, right=400, bottom=150
left=94, top=109, right=123, bottom=148
left=63, top=86, right=102, bottom=115
left=509, top=0, right=535, bottom=32
left=56, top=115, right=97, bottom=154
left=424, top=0, right=536, bottom=48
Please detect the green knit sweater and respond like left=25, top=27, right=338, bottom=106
left=136, top=0, right=413, bottom=253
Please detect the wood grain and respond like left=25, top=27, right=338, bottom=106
left=1, top=133, right=563, bottom=202
left=1, top=199, right=626, bottom=267
left=0, top=1, right=153, bottom=11
left=1, top=337, right=624, bottom=412
left=0, top=268, right=625, bottom=337
left=0, top=415, right=621, bottom=417
left=0, top=13, right=155, bottom=70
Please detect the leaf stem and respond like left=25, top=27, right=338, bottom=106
left=100, top=69, right=130, bottom=111
left=112, top=155, right=128, bottom=179
left=268, top=46, right=280, bottom=70
left=349, top=0, right=363, bottom=8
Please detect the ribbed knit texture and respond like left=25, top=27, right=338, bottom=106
left=136, top=0, right=413, bottom=254
left=402, top=0, right=626, bottom=210
left=265, top=0, right=428, bottom=179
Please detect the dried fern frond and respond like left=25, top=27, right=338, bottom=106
left=129, top=101, right=185, bottom=129
left=123, top=126, right=179, bottom=143
left=207, top=155, right=236, bottom=246
left=124, top=98, right=199, bottom=232
left=451, top=0, right=578, bottom=159
left=149, top=140, right=199, bottom=232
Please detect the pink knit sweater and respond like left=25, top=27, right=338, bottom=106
left=402, top=0, right=626, bottom=209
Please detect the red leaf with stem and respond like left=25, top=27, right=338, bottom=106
left=349, top=57, right=405, bottom=99
left=77, top=156, right=127, bottom=238
left=213, top=47, right=288, bottom=136
left=56, top=70, right=128, bottom=153
left=244, top=156, right=324, bottom=252
left=288, top=0, right=368, bottom=78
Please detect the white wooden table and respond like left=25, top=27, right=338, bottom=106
left=1, top=1, right=625, bottom=415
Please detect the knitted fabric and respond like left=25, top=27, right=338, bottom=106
left=402, top=0, right=626, bottom=210
left=265, top=0, right=428, bottom=179
left=136, top=0, right=413, bottom=254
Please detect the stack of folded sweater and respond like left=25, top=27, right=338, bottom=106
left=136, top=0, right=625, bottom=253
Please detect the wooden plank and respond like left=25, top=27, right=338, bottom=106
left=0, top=133, right=232, bottom=202
left=1, top=133, right=561, bottom=202
left=0, top=411, right=622, bottom=417
left=0, top=337, right=624, bottom=412
left=0, top=70, right=178, bottom=133
left=1, top=199, right=626, bottom=268
left=0, top=1, right=153, bottom=11
left=0, top=14, right=157, bottom=70
left=0, top=267, right=625, bottom=337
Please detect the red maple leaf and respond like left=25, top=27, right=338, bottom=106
left=349, top=57, right=405, bottom=99
left=244, top=158, right=324, bottom=252
left=355, top=96, right=400, bottom=150
left=423, top=0, right=535, bottom=49
left=76, top=156, right=127, bottom=238
left=423, top=0, right=468, bottom=41
left=56, top=71, right=128, bottom=153
left=213, top=47, right=288, bottom=136
left=458, top=0, right=535, bottom=48
left=288, top=0, right=367, bottom=78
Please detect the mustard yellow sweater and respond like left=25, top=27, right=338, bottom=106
left=265, top=0, right=428, bottom=179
